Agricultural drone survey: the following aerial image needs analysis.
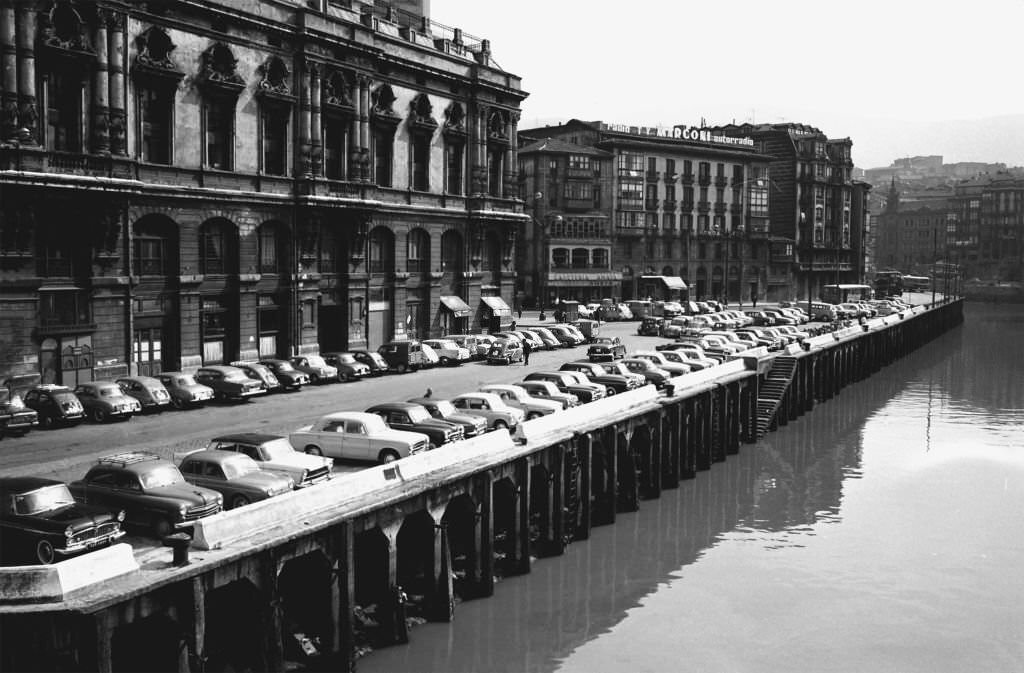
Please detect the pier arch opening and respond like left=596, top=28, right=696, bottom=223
left=529, top=464, right=552, bottom=557
left=442, top=494, right=482, bottom=600
left=631, top=425, right=656, bottom=499
left=397, top=510, right=439, bottom=615
left=111, top=614, right=186, bottom=673
left=492, top=477, right=519, bottom=577
left=278, top=552, right=333, bottom=666
left=616, top=432, right=638, bottom=512
left=203, top=578, right=264, bottom=672
left=590, top=435, right=615, bottom=525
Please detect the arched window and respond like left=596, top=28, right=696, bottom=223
left=481, top=230, right=502, bottom=272
left=406, top=228, right=430, bottom=273
left=133, top=216, right=178, bottom=276
left=440, top=230, right=462, bottom=271
left=571, top=248, right=589, bottom=269
left=258, top=223, right=282, bottom=274
left=200, top=219, right=237, bottom=275
left=368, top=226, right=394, bottom=275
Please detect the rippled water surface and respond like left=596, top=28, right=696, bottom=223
left=360, top=304, right=1024, bottom=673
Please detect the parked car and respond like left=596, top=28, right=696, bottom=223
left=0, top=388, right=37, bottom=439
left=377, top=340, right=424, bottom=374
left=631, top=351, right=691, bottom=377
left=450, top=392, right=525, bottom=431
left=588, top=336, right=627, bottom=362
left=406, top=397, right=489, bottom=438
left=776, top=325, right=811, bottom=342
left=840, top=302, right=870, bottom=319
left=521, top=328, right=560, bottom=350
left=601, top=360, right=650, bottom=387
left=0, top=477, right=125, bottom=565
left=560, top=360, right=637, bottom=394
left=760, top=308, right=799, bottom=326
left=637, top=316, right=664, bottom=337
left=69, top=452, right=222, bottom=538
left=230, top=362, right=282, bottom=394
left=478, top=384, right=561, bottom=419
left=257, top=359, right=311, bottom=390
left=487, top=339, right=524, bottom=365
left=155, top=372, right=215, bottom=410
left=808, top=302, right=840, bottom=322
left=22, top=384, right=85, bottom=428
left=114, top=376, right=172, bottom=412
left=421, top=339, right=471, bottom=366
left=349, top=349, right=390, bottom=376
left=620, top=358, right=672, bottom=389
left=657, top=348, right=716, bottom=371
left=561, top=370, right=616, bottom=400
left=510, top=330, right=545, bottom=352
left=656, top=342, right=727, bottom=363
left=195, top=365, right=266, bottom=402
left=547, top=324, right=583, bottom=346
left=728, top=330, right=776, bottom=350
left=563, top=324, right=587, bottom=343
left=523, top=371, right=605, bottom=403
left=516, top=380, right=580, bottom=409
left=290, top=411, right=430, bottom=463
left=322, top=352, right=372, bottom=381
left=177, top=450, right=294, bottom=510
left=74, top=381, right=142, bottom=423
left=735, top=327, right=785, bottom=350
left=419, top=342, right=441, bottom=368
left=290, top=354, right=339, bottom=383
left=205, top=433, right=334, bottom=488
left=366, top=402, right=464, bottom=448
left=744, top=310, right=777, bottom=326
left=447, top=334, right=486, bottom=360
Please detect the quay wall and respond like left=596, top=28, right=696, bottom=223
left=0, top=301, right=964, bottom=673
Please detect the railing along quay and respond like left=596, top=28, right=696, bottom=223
left=0, top=301, right=964, bottom=672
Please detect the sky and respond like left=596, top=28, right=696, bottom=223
left=430, top=0, right=1024, bottom=170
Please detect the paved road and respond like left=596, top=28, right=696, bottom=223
left=0, top=317, right=668, bottom=484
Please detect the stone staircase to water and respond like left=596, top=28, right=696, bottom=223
left=755, top=355, right=799, bottom=439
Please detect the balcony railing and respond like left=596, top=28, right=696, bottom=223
left=714, top=202, right=727, bottom=214
left=680, top=200, right=694, bottom=212
left=645, top=171, right=660, bottom=182
left=662, top=199, right=676, bottom=211
left=698, top=174, right=711, bottom=186
left=663, top=172, right=677, bottom=183
left=644, top=199, right=659, bottom=210
left=697, top=201, right=710, bottom=213
left=714, top=175, right=728, bottom=188
left=681, top=173, right=695, bottom=185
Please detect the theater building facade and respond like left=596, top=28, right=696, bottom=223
left=0, top=0, right=526, bottom=386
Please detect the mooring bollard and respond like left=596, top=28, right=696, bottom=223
left=163, top=532, right=193, bottom=567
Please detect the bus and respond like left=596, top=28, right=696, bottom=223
left=902, top=275, right=930, bottom=291
left=821, top=284, right=873, bottom=304
left=874, top=270, right=904, bottom=297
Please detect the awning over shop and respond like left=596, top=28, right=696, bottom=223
left=480, top=295, right=512, bottom=317
left=547, top=272, right=625, bottom=282
left=440, top=295, right=472, bottom=317
left=641, top=275, right=688, bottom=290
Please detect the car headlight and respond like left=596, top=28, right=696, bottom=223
left=65, top=525, right=74, bottom=539
left=117, top=510, right=126, bottom=522
left=179, top=503, right=188, bottom=515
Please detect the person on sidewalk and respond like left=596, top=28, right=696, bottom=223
left=522, top=338, right=532, bottom=366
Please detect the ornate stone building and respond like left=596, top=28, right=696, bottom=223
left=0, top=0, right=526, bottom=386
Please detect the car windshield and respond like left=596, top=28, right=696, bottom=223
left=222, top=455, right=260, bottom=479
left=361, top=415, right=389, bottom=433
left=305, top=356, right=327, bottom=368
left=98, top=386, right=119, bottom=397
left=224, top=371, right=248, bottom=381
left=433, top=401, right=457, bottom=417
left=53, top=391, right=79, bottom=404
left=140, top=465, right=185, bottom=489
left=593, top=338, right=612, bottom=345
left=1, top=391, right=26, bottom=409
left=338, top=354, right=357, bottom=364
left=274, top=361, right=297, bottom=372
left=261, top=438, right=297, bottom=460
left=435, top=340, right=458, bottom=349
left=15, top=484, right=75, bottom=514
left=406, top=407, right=431, bottom=423
left=176, top=375, right=197, bottom=386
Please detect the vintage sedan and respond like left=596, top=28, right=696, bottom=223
left=657, top=348, right=717, bottom=371
left=232, top=362, right=283, bottom=393
left=23, top=384, right=86, bottom=428
left=486, top=339, right=524, bottom=365
left=406, top=397, right=489, bottom=438
left=74, top=381, right=142, bottom=423
left=348, top=349, right=389, bottom=376
left=290, top=412, right=430, bottom=464
left=631, top=351, right=692, bottom=377
left=560, top=360, right=637, bottom=394
left=0, top=477, right=125, bottom=565
left=257, top=359, right=310, bottom=391
left=155, top=372, right=215, bottom=409
left=365, top=402, right=464, bottom=448
left=115, top=375, right=172, bottom=411
left=0, top=388, right=37, bottom=439
left=205, top=433, right=333, bottom=488
left=450, top=392, right=525, bottom=431
left=587, top=336, right=627, bottom=362
left=516, top=380, right=579, bottom=409
left=421, top=339, right=471, bottom=366
left=195, top=365, right=266, bottom=402
left=478, top=384, right=561, bottom=419
left=177, top=450, right=294, bottom=509
left=69, top=452, right=222, bottom=538
left=523, top=371, right=605, bottom=403
left=289, top=355, right=339, bottom=384
left=322, top=352, right=372, bottom=381
left=620, top=358, right=672, bottom=389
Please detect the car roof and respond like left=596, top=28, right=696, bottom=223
left=181, top=450, right=247, bottom=465
left=453, top=391, right=502, bottom=401
left=0, top=476, right=65, bottom=494
left=366, top=402, right=423, bottom=412
left=210, top=432, right=286, bottom=444
left=199, top=365, right=239, bottom=372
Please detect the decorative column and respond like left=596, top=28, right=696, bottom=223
left=106, top=11, right=126, bottom=155
left=298, top=58, right=312, bottom=176
left=502, top=110, right=518, bottom=199
left=91, top=12, right=110, bottom=153
left=1, top=0, right=18, bottom=141
left=15, top=2, right=37, bottom=143
left=309, top=63, right=322, bottom=176
left=358, top=75, right=370, bottom=181
left=347, top=76, right=361, bottom=181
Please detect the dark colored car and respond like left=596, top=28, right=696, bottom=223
left=366, top=402, right=464, bottom=448
left=637, top=316, right=663, bottom=337
left=487, top=340, right=524, bottom=365
left=69, top=452, right=223, bottom=538
left=195, top=365, right=266, bottom=402
left=743, top=310, right=777, bottom=326
left=74, top=381, right=142, bottom=423
left=587, top=336, right=627, bottom=362
left=322, top=352, right=372, bottom=382
left=523, top=371, right=605, bottom=403
left=257, top=359, right=311, bottom=391
left=115, top=376, right=173, bottom=411
left=0, top=389, right=38, bottom=439
left=601, top=360, right=650, bottom=388
left=560, top=361, right=637, bottom=395
left=377, top=341, right=424, bottom=374
left=0, top=477, right=125, bottom=565
left=232, top=362, right=283, bottom=393
left=22, top=384, right=86, bottom=429
left=178, top=450, right=294, bottom=510
left=620, top=358, right=671, bottom=389
left=349, top=349, right=389, bottom=376
left=406, top=397, right=489, bottom=438
left=155, top=372, right=216, bottom=409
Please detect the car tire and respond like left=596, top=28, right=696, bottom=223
left=493, top=420, right=508, bottom=431
left=526, top=411, right=542, bottom=420
left=36, top=539, right=56, bottom=565
left=230, top=494, right=250, bottom=510
left=170, top=396, right=184, bottom=410
left=396, top=363, right=407, bottom=374
left=605, top=386, right=616, bottom=396
left=40, top=414, right=56, bottom=429
left=304, top=445, right=323, bottom=457
left=439, top=357, right=450, bottom=366
left=92, top=408, right=107, bottom=423
left=378, top=449, right=400, bottom=464
left=310, top=374, right=321, bottom=384
left=152, top=516, right=173, bottom=539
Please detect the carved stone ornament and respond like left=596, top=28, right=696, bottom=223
left=370, top=84, right=400, bottom=126
left=407, top=93, right=437, bottom=134
left=488, top=109, right=509, bottom=143
left=256, top=56, right=294, bottom=101
left=38, top=2, right=94, bottom=56
left=323, top=70, right=354, bottom=110
left=133, top=26, right=183, bottom=83
left=198, top=42, right=245, bottom=94
left=442, top=102, right=467, bottom=140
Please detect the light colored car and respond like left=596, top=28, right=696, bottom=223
left=74, top=381, right=142, bottom=423
left=478, top=384, right=561, bottom=420
left=450, top=392, right=525, bottom=431
left=422, top=339, right=471, bottom=366
left=547, top=324, right=583, bottom=346
left=256, top=359, right=310, bottom=390
left=516, top=380, right=579, bottom=409
left=115, top=376, right=172, bottom=411
left=510, top=330, right=545, bottom=351
left=657, top=348, right=716, bottom=371
left=524, top=371, right=605, bottom=403
left=523, top=327, right=561, bottom=350
left=178, top=450, right=294, bottom=509
left=620, top=357, right=672, bottom=389
left=563, top=324, right=587, bottom=343
left=776, top=325, right=811, bottom=341
left=419, top=342, right=441, bottom=368
left=155, top=372, right=215, bottom=409
left=289, top=354, right=339, bottom=383
left=205, top=433, right=333, bottom=488
left=290, top=411, right=430, bottom=463
left=631, top=351, right=692, bottom=377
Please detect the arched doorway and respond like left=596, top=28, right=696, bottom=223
left=442, top=494, right=482, bottom=600
left=203, top=579, right=264, bottom=672
left=278, top=552, right=334, bottom=667
left=132, top=214, right=180, bottom=374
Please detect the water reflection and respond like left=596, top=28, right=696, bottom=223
left=360, top=304, right=1024, bottom=673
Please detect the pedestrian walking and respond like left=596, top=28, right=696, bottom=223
left=510, top=319, right=517, bottom=331
left=517, top=307, right=523, bottom=319
left=424, top=387, right=433, bottom=398
left=522, top=338, right=532, bottom=365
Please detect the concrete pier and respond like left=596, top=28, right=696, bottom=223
left=0, top=301, right=963, bottom=672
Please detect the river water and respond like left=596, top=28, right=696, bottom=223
left=360, top=303, right=1024, bottom=673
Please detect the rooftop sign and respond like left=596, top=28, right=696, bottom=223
left=599, top=122, right=754, bottom=147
